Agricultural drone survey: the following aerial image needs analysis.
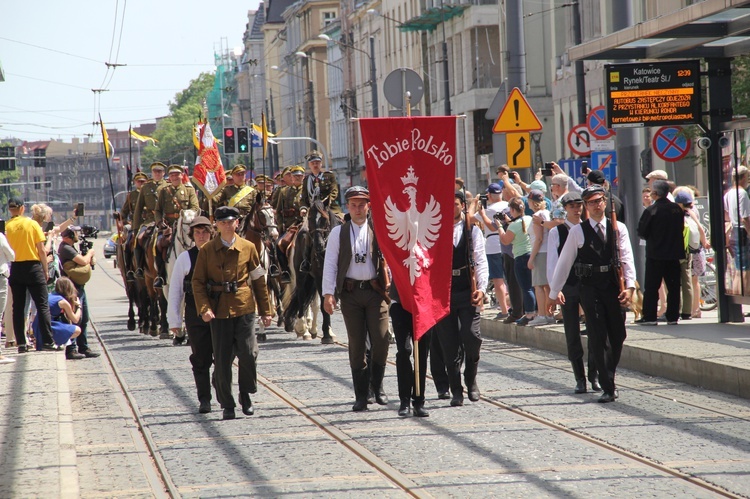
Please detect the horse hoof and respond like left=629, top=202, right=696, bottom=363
left=149, top=329, right=159, bottom=337
left=159, top=330, right=173, bottom=340
left=127, top=319, right=136, bottom=331
left=257, top=333, right=267, bottom=342
left=310, top=332, right=318, bottom=339
left=321, top=337, right=335, bottom=345
left=303, top=333, right=312, bottom=341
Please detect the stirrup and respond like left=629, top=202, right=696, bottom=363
left=135, top=268, right=144, bottom=279
left=280, top=271, right=291, bottom=284
left=299, top=259, right=311, bottom=273
left=126, top=271, right=135, bottom=282
left=268, top=264, right=280, bottom=277
left=153, top=277, right=164, bottom=289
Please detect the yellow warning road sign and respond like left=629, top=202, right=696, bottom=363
left=506, top=132, right=531, bottom=168
left=493, top=88, right=543, bottom=133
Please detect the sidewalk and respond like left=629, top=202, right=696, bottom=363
left=480, top=308, right=750, bottom=400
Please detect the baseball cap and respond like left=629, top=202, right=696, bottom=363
left=486, top=183, right=502, bottom=194
left=61, top=226, right=79, bottom=238
left=528, top=189, right=545, bottom=203
left=587, top=170, right=606, bottom=185
left=7, top=197, right=24, bottom=209
left=645, top=169, right=668, bottom=180
left=214, top=206, right=240, bottom=221
left=674, top=190, right=694, bottom=205
left=529, top=180, right=547, bottom=193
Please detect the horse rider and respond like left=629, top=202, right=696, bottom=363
left=152, top=165, right=200, bottom=288
left=216, top=165, right=256, bottom=219
left=132, top=162, right=167, bottom=279
left=254, top=174, right=275, bottom=199
left=121, top=172, right=148, bottom=281
left=191, top=205, right=273, bottom=420
left=322, top=186, right=391, bottom=412
left=167, top=215, right=216, bottom=413
left=270, top=166, right=292, bottom=210
left=274, top=165, right=305, bottom=283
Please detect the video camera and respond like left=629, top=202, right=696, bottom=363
left=69, top=224, right=99, bottom=269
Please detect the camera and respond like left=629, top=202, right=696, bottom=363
left=222, top=281, right=239, bottom=294
left=76, top=224, right=99, bottom=269
left=478, top=193, right=488, bottom=209
left=542, top=162, right=554, bottom=176
left=696, top=137, right=712, bottom=150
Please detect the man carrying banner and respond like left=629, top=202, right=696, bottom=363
left=216, top=165, right=256, bottom=218
left=322, top=186, right=390, bottom=412
left=132, top=162, right=167, bottom=278
left=434, top=190, right=488, bottom=407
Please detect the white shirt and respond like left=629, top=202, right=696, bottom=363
left=546, top=219, right=576, bottom=283
left=473, top=200, right=507, bottom=255
left=322, top=221, right=377, bottom=296
left=724, top=186, right=750, bottom=226
left=548, top=217, right=636, bottom=300
left=452, top=220, right=489, bottom=293
left=0, top=233, right=14, bottom=277
left=167, top=250, right=191, bottom=329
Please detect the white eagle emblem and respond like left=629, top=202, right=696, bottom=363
left=384, top=166, right=442, bottom=284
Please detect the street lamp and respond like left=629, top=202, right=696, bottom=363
left=318, top=34, right=379, bottom=117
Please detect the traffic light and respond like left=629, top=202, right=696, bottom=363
left=236, top=127, right=249, bottom=153
left=223, top=127, right=236, bottom=154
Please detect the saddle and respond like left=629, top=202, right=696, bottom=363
left=136, top=223, right=156, bottom=248
left=156, top=225, right=173, bottom=253
left=278, top=225, right=299, bottom=255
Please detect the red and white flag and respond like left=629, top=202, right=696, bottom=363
left=359, top=117, right=456, bottom=340
left=192, top=119, right=226, bottom=201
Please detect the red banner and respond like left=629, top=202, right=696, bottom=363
left=192, top=120, right=226, bottom=201
left=359, top=117, right=456, bottom=340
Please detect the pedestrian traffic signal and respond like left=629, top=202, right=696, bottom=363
left=223, top=127, right=236, bottom=154
left=237, top=127, right=249, bottom=153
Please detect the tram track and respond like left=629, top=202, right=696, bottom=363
left=94, top=257, right=744, bottom=497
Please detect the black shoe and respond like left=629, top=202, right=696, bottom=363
left=239, top=393, right=254, bottom=416
left=17, top=345, right=28, bottom=354
left=42, top=343, right=58, bottom=351
left=450, top=392, right=464, bottom=407
left=199, top=400, right=211, bottom=414
left=153, top=277, right=164, bottom=289
left=574, top=379, right=587, bottom=394
left=367, top=387, right=375, bottom=405
left=437, top=391, right=451, bottom=400
left=65, top=347, right=85, bottom=360
left=173, top=335, right=186, bottom=346
left=81, top=349, right=100, bottom=358
left=222, top=408, right=236, bottom=420
left=135, top=268, right=144, bottom=279
left=398, top=400, right=410, bottom=417
left=590, top=380, right=602, bottom=392
left=680, top=313, right=692, bottom=320
left=468, top=384, right=480, bottom=402
left=352, top=399, right=368, bottom=412
left=598, top=392, right=616, bottom=403
left=412, top=401, right=429, bottom=417
left=657, top=314, right=667, bottom=322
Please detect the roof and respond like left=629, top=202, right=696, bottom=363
left=570, top=1, right=750, bottom=61
left=250, top=4, right=265, bottom=38
left=400, top=3, right=469, bottom=32
left=265, top=0, right=295, bottom=24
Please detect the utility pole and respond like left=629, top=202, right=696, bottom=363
left=440, top=0, right=451, bottom=116
left=571, top=1, right=587, bottom=125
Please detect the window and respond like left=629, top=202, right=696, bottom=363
left=34, top=176, right=41, bottom=190
left=322, top=10, right=336, bottom=27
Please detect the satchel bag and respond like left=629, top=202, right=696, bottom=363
left=62, top=261, right=92, bottom=286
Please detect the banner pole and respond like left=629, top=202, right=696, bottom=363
left=413, top=337, right=421, bottom=397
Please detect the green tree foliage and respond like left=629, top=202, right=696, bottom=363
left=732, top=55, right=750, bottom=118
left=141, top=73, right=215, bottom=169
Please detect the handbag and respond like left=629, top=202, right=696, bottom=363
left=62, top=261, right=92, bottom=286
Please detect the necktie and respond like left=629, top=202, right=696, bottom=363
left=596, top=223, right=606, bottom=243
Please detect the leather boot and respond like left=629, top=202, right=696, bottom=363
left=464, top=360, right=480, bottom=402
left=194, top=371, right=212, bottom=412
left=351, top=368, right=370, bottom=412
left=369, top=363, right=388, bottom=405
left=412, top=399, right=429, bottom=417
left=398, top=399, right=410, bottom=417
left=65, top=345, right=85, bottom=360
left=572, top=360, right=587, bottom=394
left=450, top=387, right=464, bottom=407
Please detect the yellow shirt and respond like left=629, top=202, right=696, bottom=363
left=5, top=216, right=44, bottom=262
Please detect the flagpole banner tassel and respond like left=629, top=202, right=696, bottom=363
left=358, top=116, right=456, bottom=340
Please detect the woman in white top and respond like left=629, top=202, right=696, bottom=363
left=0, top=230, right=15, bottom=362
left=527, top=190, right=553, bottom=326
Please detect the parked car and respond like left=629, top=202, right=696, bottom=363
left=103, top=234, right=118, bottom=259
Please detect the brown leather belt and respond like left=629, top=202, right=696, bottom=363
left=165, top=213, right=180, bottom=219
left=343, top=278, right=374, bottom=292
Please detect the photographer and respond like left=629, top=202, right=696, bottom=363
left=57, top=227, right=100, bottom=359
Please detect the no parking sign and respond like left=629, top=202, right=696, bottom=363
left=587, top=106, right=615, bottom=140
left=652, top=126, right=691, bottom=162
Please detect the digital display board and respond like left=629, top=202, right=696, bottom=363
left=605, top=60, right=702, bottom=128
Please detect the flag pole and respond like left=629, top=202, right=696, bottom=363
left=100, top=114, right=118, bottom=231
left=127, top=125, right=133, bottom=193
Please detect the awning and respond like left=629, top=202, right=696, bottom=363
left=400, top=4, right=469, bottom=32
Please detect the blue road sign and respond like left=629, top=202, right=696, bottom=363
left=558, top=159, right=588, bottom=190
left=587, top=105, right=614, bottom=140
left=591, top=151, right=618, bottom=187
left=652, top=126, right=691, bottom=162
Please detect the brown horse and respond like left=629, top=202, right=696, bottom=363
left=240, top=194, right=281, bottom=342
left=114, top=226, right=140, bottom=331
left=138, top=225, right=169, bottom=338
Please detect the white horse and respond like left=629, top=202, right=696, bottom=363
left=163, top=209, right=197, bottom=301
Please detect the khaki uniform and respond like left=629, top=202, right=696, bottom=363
left=300, top=171, right=341, bottom=214
left=191, top=236, right=272, bottom=319
left=120, top=188, right=139, bottom=223
left=132, top=178, right=167, bottom=232
left=154, top=183, right=200, bottom=226
left=277, top=184, right=303, bottom=232
left=270, top=186, right=283, bottom=211
left=216, top=184, right=256, bottom=217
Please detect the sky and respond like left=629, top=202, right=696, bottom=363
left=0, top=0, right=261, bottom=144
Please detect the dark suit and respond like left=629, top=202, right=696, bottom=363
left=637, top=197, right=685, bottom=322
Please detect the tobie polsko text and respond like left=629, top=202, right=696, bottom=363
left=365, top=128, right=454, bottom=168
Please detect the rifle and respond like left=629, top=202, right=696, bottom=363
left=607, top=184, right=626, bottom=293
left=462, top=187, right=478, bottom=300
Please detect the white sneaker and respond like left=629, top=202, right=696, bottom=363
left=527, top=316, right=549, bottom=327
left=546, top=316, right=557, bottom=324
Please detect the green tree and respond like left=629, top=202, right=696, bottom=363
left=141, top=72, right=215, bottom=169
left=732, top=55, right=750, bottom=118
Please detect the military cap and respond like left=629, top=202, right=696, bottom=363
left=189, top=215, right=212, bottom=229
left=167, top=165, right=183, bottom=175
left=560, top=191, right=583, bottom=206
left=305, top=150, right=323, bottom=162
left=290, top=165, right=305, bottom=175
left=150, top=162, right=166, bottom=171
left=214, top=206, right=240, bottom=221
left=344, top=186, right=369, bottom=201
left=273, top=172, right=282, bottom=180
left=281, top=166, right=292, bottom=175
left=255, top=174, right=272, bottom=183
left=230, top=164, right=247, bottom=175
left=133, top=172, right=148, bottom=182
left=581, top=185, right=606, bottom=200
